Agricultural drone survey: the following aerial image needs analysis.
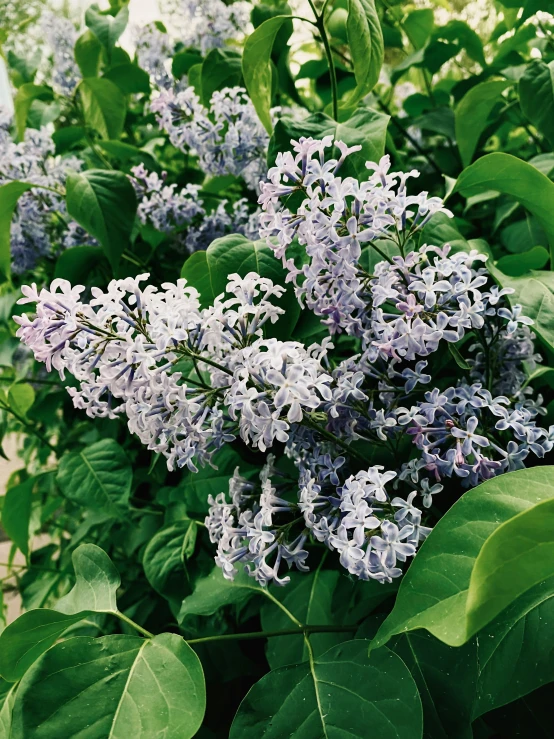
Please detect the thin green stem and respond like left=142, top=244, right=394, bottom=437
left=115, top=611, right=154, bottom=639
left=0, top=401, right=57, bottom=453
left=308, top=0, right=339, bottom=120
left=188, top=624, right=356, bottom=645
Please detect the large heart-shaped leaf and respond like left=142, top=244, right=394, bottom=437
left=85, top=4, right=129, bottom=59
left=373, top=467, right=554, bottom=648
left=10, top=633, right=205, bottom=739
left=56, top=439, right=132, bottom=515
left=229, top=640, right=422, bottom=738
left=181, top=234, right=301, bottom=339
left=453, top=153, right=554, bottom=261
left=56, top=543, right=120, bottom=614
left=65, top=170, right=137, bottom=270
left=179, top=568, right=264, bottom=623
left=268, top=108, right=390, bottom=179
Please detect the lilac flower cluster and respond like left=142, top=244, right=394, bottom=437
left=15, top=140, right=553, bottom=587
left=175, top=0, right=251, bottom=55
left=135, top=22, right=174, bottom=90
left=130, top=163, right=259, bottom=252
left=41, top=12, right=80, bottom=96
left=151, top=86, right=268, bottom=190
left=0, top=114, right=86, bottom=273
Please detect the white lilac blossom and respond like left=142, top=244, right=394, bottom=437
left=41, top=12, right=80, bottom=95
left=151, top=86, right=269, bottom=190
left=130, top=163, right=260, bottom=251
left=0, top=118, right=85, bottom=273
left=14, top=272, right=335, bottom=473
left=134, top=22, right=174, bottom=89
left=15, top=142, right=554, bottom=588
left=171, top=0, right=252, bottom=55
left=131, top=164, right=204, bottom=233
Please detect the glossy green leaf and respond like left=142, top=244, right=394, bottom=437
left=13, top=84, right=53, bottom=141
left=346, top=0, right=384, bottom=104
left=519, top=59, right=554, bottom=148
left=455, top=79, right=511, bottom=166
left=0, top=610, right=84, bottom=682
left=201, top=48, right=242, bottom=106
left=466, top=497, right=554, bottom=638
left=7, top=383, right=35, bottom=418
left=268, top=107, right=390, bottom=180
left=56, top=543, right=120, bottom=614
left=179, top=568, right=263, bottom=623
left=11, top=633, right=205, bottom=739
left=53, top=245, right=107, bottom=283
left=229, top=641, right=423, bottom=739
left=103, top=63, right=150, bottom=94
left=0, top=684, right=15, bottom=739
left=56, top=439, right=132, bottom=514
left=242, top=16, right=292, bottom=133
left=488, top=266, right=554, bottom=351
left=453, top=152, right=554, bottom=260
left=495, top=245, right=549, bottom=275
left=0, top=181, right=35, bottom=279
left=261, top=571, right=344, bottom=668
left=65, top=169, right=137, bottom=269
left=78, top=77, right=126, bottom=140
left=181, top=234, right=301, bottom=339
left=373, top=467, right=554, bottom=648
left=74, top=30, right=102, bottom=78
left=1, top=478, right=34, bottom=559
left=143, top=520, right=196, bottom=605
left=85, top=4, right=129, bottom=59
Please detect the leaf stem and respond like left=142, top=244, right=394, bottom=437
left=188, top=624, right=356, bottom=645
left=115, top=611, right=154, bottom=639
left=309, top=0, right=339, bottom=120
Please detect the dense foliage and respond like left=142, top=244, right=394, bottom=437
left=1, top=0, right=554, bottom=736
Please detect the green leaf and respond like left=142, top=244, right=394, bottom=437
left=465, top=497, right=554, bottom=638
left=181, top=234, right=301, bottom=339
left=103, top=63, right=150, bottom=94
left=1, top=478, right=34, bottom=559
left=229, top=641, right=423, bottom=738
left=453, top=152, right=554, bottom=261
left=455, top=79, right=511, bottom=167
left=85, top=4, right=129, bottom=59
left=56, top=439, right=132, bottom=514
left=7, top=383, right=35, bottom=418
left=261, top=571, right=344, bottom=668
left=488, top=266, right=554, bottom=351
left=65, top=169, right=137, bottom=270
left=403, top=8, right=434, bottom=48
left=519, top=60, right=554, bottom=149
left=13, top=84, right=53, bottom=141
left=447, top=342, right=471, bottom=370
left=74, top=30, right=102, bottom=78
left=0, top=684, right=15, bottom=739
left=373, top=467, right=554, bottom=649
left=496, top=245, right=549, bottom=275
left=56, top=543, right=120, bottom=615
left=201, top=48, right=242, bottom=106
left=54, top=245, right=108, bottom=283
left=143, top=520, right=196, bottom=605
left=268, top=108, right=390, bottom=180
left=11, top=633, right=205, bottom=739
left=179, top=568, right=263, bottom=623
left=242, top=16, right=292, bottom=133
left=0, top=610, right=84, bottom=682
left=78, top=77, right=127, bottom=140
left=0, top=181, right=36, bottom=279
left=346, top=0, right=384, bottom=105
left=171, top=51, right=203, bottom=80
